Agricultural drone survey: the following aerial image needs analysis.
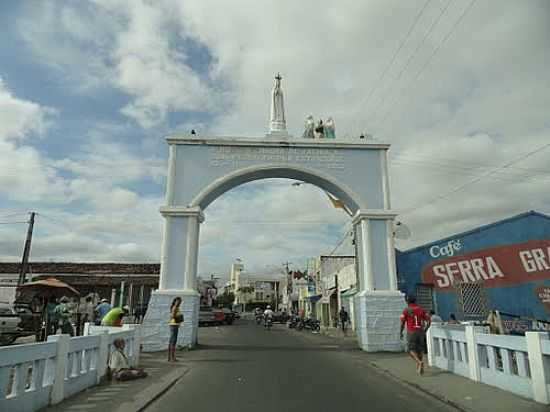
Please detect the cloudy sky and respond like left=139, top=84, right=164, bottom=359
left=1, top=0, right=549, bottom=278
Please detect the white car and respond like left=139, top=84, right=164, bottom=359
left=0, top=304, right=22, bottom=345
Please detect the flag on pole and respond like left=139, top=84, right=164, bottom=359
left=324, top=191, right=352, bottom=216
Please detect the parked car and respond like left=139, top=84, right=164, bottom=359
left=0, top=304, right=21, bottom=345
left=199, top=306, right=225, bottom=326
left=0, top=302, right=42, bottom=345
left=221, top=308, right=235, bottom=325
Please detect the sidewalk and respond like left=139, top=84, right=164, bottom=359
left=314, top=329, right=547, bottom=412
left=42, top=352, right=189, bottom=412
left=318, top=325, right=358, bottom=342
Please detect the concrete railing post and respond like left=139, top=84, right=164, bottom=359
left=426, top=325, right=435, bottom=366
left=465, top=325, right=480, bottom=382
left=83, top=322, right=91, bottom=336
left=526, top=332, right=550, bottom=404
left=122, top=324, right=140, bottom=366
left=133, top=325, right=142, bottom=366
left=48, top=334, right=70, bottom=404
left=96, top=331, right=110, bottom=383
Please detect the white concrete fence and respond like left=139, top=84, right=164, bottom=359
left=427, top=323, right=550, bottom=404
left=0, top=324, right=141, bottom=412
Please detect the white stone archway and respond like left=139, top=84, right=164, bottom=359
left=140, top=135, right=405, bottom=352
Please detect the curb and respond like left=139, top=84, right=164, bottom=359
left=113, top=366, right=190, bottom=412
left=367, top=361, right=470, bottom=412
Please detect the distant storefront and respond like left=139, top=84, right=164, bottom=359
left=0, top=262, right=159, bottom=310
left=397, top=211, right=550, bottom=324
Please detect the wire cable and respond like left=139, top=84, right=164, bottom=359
left=398, top=141, right=550, bottom=216
left=367, top=0, right=454, bottom=123
left=0, top=212, right=28, bottom=219
left=376, top=0, right=477, bottom=127
left=390, top=156, right=550, bottom=183
left=351, top=0, right=433, bottom=135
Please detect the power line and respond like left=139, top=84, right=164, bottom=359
left=0, top=221, right=28, bottom=225
left=205, top=221, right=346, bottom=225
left=352, top=0, right=433, bottom=134
left=367, top=0, right=454, bottom=123
left=390, top=156, right=550, bottom=184
left=398, top=141, right=550, bottom=216
left=376, top=0, right=478, bottom=127
left=327, top=222, right=354, bottom=256
left=0, top=212, right=28, bottom=219
left=36, top=213, right=69, bottom=226
left=391, top=151, right=550, bottom=175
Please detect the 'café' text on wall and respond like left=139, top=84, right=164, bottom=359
left=421, top=239, right=550, bottom=289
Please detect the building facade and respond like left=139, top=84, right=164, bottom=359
left=0, top=262, right=159, bottom=312
left=397, top=211, right=550, bottom=327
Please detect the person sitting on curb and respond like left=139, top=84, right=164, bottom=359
left=101, top=306, right=129, bottom=327
left=108, top=338, right=147, bottom=381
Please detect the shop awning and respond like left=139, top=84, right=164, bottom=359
left=341, top=288, right=357, bottom=298
left=307, top=294, right=322, bottom=302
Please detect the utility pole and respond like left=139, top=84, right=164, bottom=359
left=18, top=211, right=36, bottom=286
left=282, top=261, right=292, bottom=274
left=282, top=261, right=292, bottom=312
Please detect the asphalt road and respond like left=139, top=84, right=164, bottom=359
left=146, top=319, right=458, bottom=412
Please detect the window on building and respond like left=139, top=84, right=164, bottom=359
left=415, top=284, right=434, bottom=312
left=456, top=281, right=488, bottom=320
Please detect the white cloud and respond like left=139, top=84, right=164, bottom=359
left=199, top=180, right=349, bottom=274
left=0, top=79, right=67, bottom=203
left=0, top=78, right=55, bottom=141
left=18, top=0, right=218, bottom=128
left=0, top=78, right=165, bottom=262
left=5, top=0, right=550, bottom=273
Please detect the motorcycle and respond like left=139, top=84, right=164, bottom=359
left=264, top=316, right=273, bottom=331
left=255, top=314, right=263, bottom=325
left=297, top=317, right=320, bottom=332
left=287, top=315, right=299, bottom=329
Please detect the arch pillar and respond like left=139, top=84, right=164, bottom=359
left=140, top=206, right=204, bottom=351
left=352, top=209, right=405, bottom=352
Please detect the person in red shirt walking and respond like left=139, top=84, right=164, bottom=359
left=400, top=296, right=431, bottom=374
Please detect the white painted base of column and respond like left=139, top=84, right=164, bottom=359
left=140, top=289, right=200, bottom=352
left=354, top=290, right=406, bottom=352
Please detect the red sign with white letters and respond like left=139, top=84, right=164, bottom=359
left=421, top=239, right=550, bottom=289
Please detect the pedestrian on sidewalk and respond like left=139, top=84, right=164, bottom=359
left=338, top=307, right=349, bottom=335
left=400, top=296, right=430, bottom=375
left=429, top=310, right=443, bottom=323
left=101, top=306, right=129, bottom=327
left=46, top=297, right=58, bottom=336
left=168, top=297, right=184, bottom=362
left=55, top=296, right=74, bottom=336
left=95, top=298, right=112, bottom=325
left=82, top=296, right=95, bottom=328
left=448, top=313, right=459, bottom=324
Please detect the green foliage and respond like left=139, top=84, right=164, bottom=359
left=214, top=291, right=235, bottom=307
left=237, top=286, right=254, bottom=294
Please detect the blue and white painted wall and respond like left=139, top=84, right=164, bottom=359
left=397, top=211, right=550, bottom=323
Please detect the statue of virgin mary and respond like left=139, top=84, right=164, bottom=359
left=269, top=73, right=287, bottom=133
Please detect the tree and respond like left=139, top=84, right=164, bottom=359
left=237, top=286, right=255, bottom=294
left=237, top=286, right=255, bottom=311
left=214, top=291, right=235, bottom=308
